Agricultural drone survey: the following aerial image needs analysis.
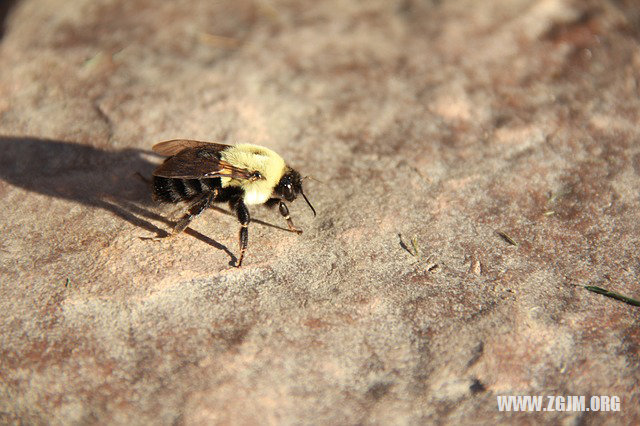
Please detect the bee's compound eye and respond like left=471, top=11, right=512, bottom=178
left=284, top=183, right=293, bottom=199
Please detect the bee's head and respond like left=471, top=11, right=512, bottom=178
left=275, top=169, right=302, bottom=202
left=275, top=168, right=316, bottom=216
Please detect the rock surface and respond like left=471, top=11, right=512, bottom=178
left=1, top=0, right=639, bottom=424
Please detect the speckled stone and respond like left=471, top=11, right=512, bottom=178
left=1, top=0, right=639, bottom=424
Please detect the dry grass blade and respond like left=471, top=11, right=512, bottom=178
left=496, top=231, right=518, bottom=246
left=584, top=285, right=640, bottom=307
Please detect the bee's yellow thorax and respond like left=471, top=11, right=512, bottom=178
left=220, top=144, right=286, bottom=205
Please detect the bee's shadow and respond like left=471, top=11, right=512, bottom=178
left=0, top=0, right=19, bottom=40
left=0, top=136, right=237, bottom=261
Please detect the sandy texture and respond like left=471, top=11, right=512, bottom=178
left=1, top=0, right=639, bottom=424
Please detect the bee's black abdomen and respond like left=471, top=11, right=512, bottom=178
left=152, top=176, right=222, bottom=203
left=152, top=176, right=181, bottom=202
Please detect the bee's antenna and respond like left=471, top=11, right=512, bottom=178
left=303, top=175, right=324, bottom=185
left=301, top=190, right=316, bottom=217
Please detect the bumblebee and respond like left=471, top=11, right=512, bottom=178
left=151, top=140, right=315, bottom=267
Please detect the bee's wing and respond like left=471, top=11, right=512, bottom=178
left=152, top=139, right=230, bottom=157
left=153, top=147, right=254, bottom=180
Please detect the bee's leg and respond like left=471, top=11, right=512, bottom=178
left=156, top=190, right=216, bottom=239
left=234, top=200, right=250, bottom=267
left=279, top=201, right=303, bottom=234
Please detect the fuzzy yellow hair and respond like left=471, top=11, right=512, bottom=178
left=220, top=144, right=287, bottom=205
